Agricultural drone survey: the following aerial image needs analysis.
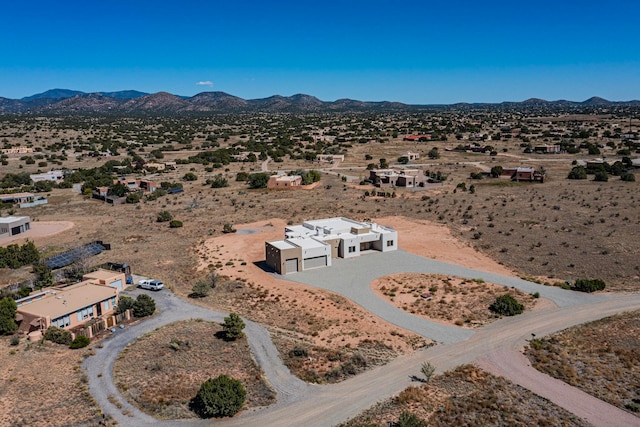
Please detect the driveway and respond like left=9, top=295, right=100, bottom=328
left=283, top=250, right=604, bottom=344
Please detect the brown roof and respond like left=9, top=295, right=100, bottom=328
left=17, top=281, right=117, bottom=320
left=83, top=269, right=124, bottom=282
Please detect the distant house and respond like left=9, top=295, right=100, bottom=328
left=265, top=217, right=398, bottom=274
left=316, top=154, right=345, bottom=163
left=1, top=146, right=33, bottom=155
left=268, top=175, right=302, bottom=188
left=401, top=151, right=420, bottom=161
left=533, top=144, right=561, bottom=154
left=501, top=167, right=545, bottom=182
left=0, top=193, right=48, bottom=208
left=403, top=135, right=431, bottom=141
left=368, top=169, right=425, bottom=188
left=30, top=170, right=65, bottom=182
left=0, top=216, right=30, bottom=238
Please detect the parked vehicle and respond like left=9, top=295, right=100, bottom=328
left=138, top=279, right=164, bottom=291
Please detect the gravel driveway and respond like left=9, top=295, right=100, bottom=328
left=282, top=250, right=604, bottom=343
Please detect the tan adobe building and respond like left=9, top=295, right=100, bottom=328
left=16, top=281, right=119, bottom=333
left=82, top=269, right=127, bottom=291
left=267, top=174, right=302, bottom=188
left=368, top=169, right=425, bottom=188
left=266, top=217, right=397, bottom=274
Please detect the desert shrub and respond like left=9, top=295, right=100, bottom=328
left=156, top=210, right=173, bottom=222
left=0, top=297, right=18, bottom=335
left=183, top=172, right=198, bottom=181
left=132, top=294, right=156, bottom=317
left=397, top=410, right=426, bottom=427
left=209, top=175, right=229, bottom=188
left=69, top=335, right=90, bottom=349
left=421, top=361, right=435, bottom=382
left=621, top=172, right=635, bottom=182
left=191, top=281, right=211, bottom=298
left=235, top=171, right=249, bottom=181
left=573, top=278, right=606, bottom=293
left=125, top=193, right=140, bottom=203
left=169, top=220, right=183, bottom=228
left=44, top=326, right=72, bottom=345
left=222, top=223, right=236, bottom=234
left=190, top=375, right=246, bottom=418
left=594, top=171, right=608, bottom=182
left=567, top=166, right=587, bottom=180
left=428, top=147, right=440, bottom=159
left=469, top=172, right=483, bottom=180
left=10, top=335, right=20, bottom=346
left=221, top=313, right=245, bottom=341
left=247, top=172, right=270, bottom=189
left=489, top=294, right=524, bottom=316
left=290, top=347, right=308, bottom=358
left=115, top=295, right=135, bottom=314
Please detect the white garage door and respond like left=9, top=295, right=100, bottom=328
left=285, top=258, right=299, bottom=274
left=304, top=256, right=327, bottom=270
left=109, top=279, right=123, bottom=291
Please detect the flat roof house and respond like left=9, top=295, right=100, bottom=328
left=268, top=174, right=303, bottom=188
left=266, top=217, right=397, bottom=274
left=82, top=269, right=127, bottom=291
left=0, top=216, right=30, bottom=238
left=16, top=281, right=119, bottom=333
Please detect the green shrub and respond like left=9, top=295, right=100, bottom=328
left=156, top=211, right=173, bottom=222
left=594, top=171, right=609, bottom=182
left=0, top=297, right=18, bottom=335
left=222, top=224, right=236, bottom=234
left=191, top=281, right=211, bottom=298
left=190, top=375, right=246, bottom=418
left=183, top=172, right=198, bottom=181
left=489, top=294, right=524, bottom=316
left=247, top=172, right=270, bottom=189
left=69, top=335, right=90, bottom=349
left=44, top=326, right=72, bottom=345
left=125, top=193, right=140, bottom=203
left=132, top=294, right=156, bottom=317
left=573, top=278, right=606, bottom=293
left=621, top=172, right=636, bottom=182
left=169, top=220, right=183, bottom=228
left=568, top=166, right=587, bottom=180
left=398, top=410, right=426, bottom=427
left=10, top=335, right=20, bottom=346
left=115, top=295, right=135, bottom=314
left=221, top=313, right=245, bottom=341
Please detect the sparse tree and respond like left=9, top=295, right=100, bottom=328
left=191, top=281, right=211, bottom=298
left=221, top=313, right=245, bottom=341
left=0, top=297, right=18, bottom=335
left=420, top=361, right=436, bottom=382
left=132, top=294, right=156, bottom=317
left=489, top=294, right=524, bottom=316
left=157, top=210, right=173, bottom=222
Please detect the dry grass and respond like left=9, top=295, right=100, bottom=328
left=0, top=336, right=110, bottom=427
left=525, top=310, right=640, bottom=416
left=373, top=273, right=537, bottom=327
left=339, top=365, right=589, bottom=427
left=112, top=319, right=275, bottom=419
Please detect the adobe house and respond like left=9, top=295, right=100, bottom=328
left=16, top=281, right=119, bottom=335
left=266, top=217, right=397, bottom=274
left=267, top=174, right=303, bottom=188
left=368, top=169, right=425, bottom=188
left=501, top=167, right=545, bottom=182
left=82, top=269, right=127, bottom=291
left=0, top=216, right=31, bottom=238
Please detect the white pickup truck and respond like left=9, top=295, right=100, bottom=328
left=138, top=279, right=164, bottom=291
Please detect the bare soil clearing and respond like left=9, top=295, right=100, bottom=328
left=525, top=310, right=640, bottom=416
left=0, top=221, right=74, bottom=246
left=372, top=273, right=537, bottom=328
left=0, top=337, right=104, bottom=427
left=339, top=364, right=589, bottom=427
left=112, top=319, right=275, bottom=420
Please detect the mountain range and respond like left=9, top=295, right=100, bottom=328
left=0, top=89, right=638, bottom=115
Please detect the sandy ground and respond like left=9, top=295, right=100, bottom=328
left=0, top=221, right=74, bottom=246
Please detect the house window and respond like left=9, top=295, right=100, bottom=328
left=348, top=246, right=356, bottom=253
left=387, top=240, right=394, bottom=247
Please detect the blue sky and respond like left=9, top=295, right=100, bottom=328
left=1, top=1, right=638, bottom=103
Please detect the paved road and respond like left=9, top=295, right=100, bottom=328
left=84, top=258, right=640, bottom=427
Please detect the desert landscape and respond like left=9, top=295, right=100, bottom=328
left=0, top=106, right=638, bottom=426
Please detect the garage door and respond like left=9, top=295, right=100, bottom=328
left=285, top=258, right=299, bottom=274
left=109, top=279, right=123, bottom=291
left=304, top=256, right=327, bottom=270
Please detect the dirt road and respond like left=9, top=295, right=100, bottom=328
left=85, top=288, right=640, bottom=426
